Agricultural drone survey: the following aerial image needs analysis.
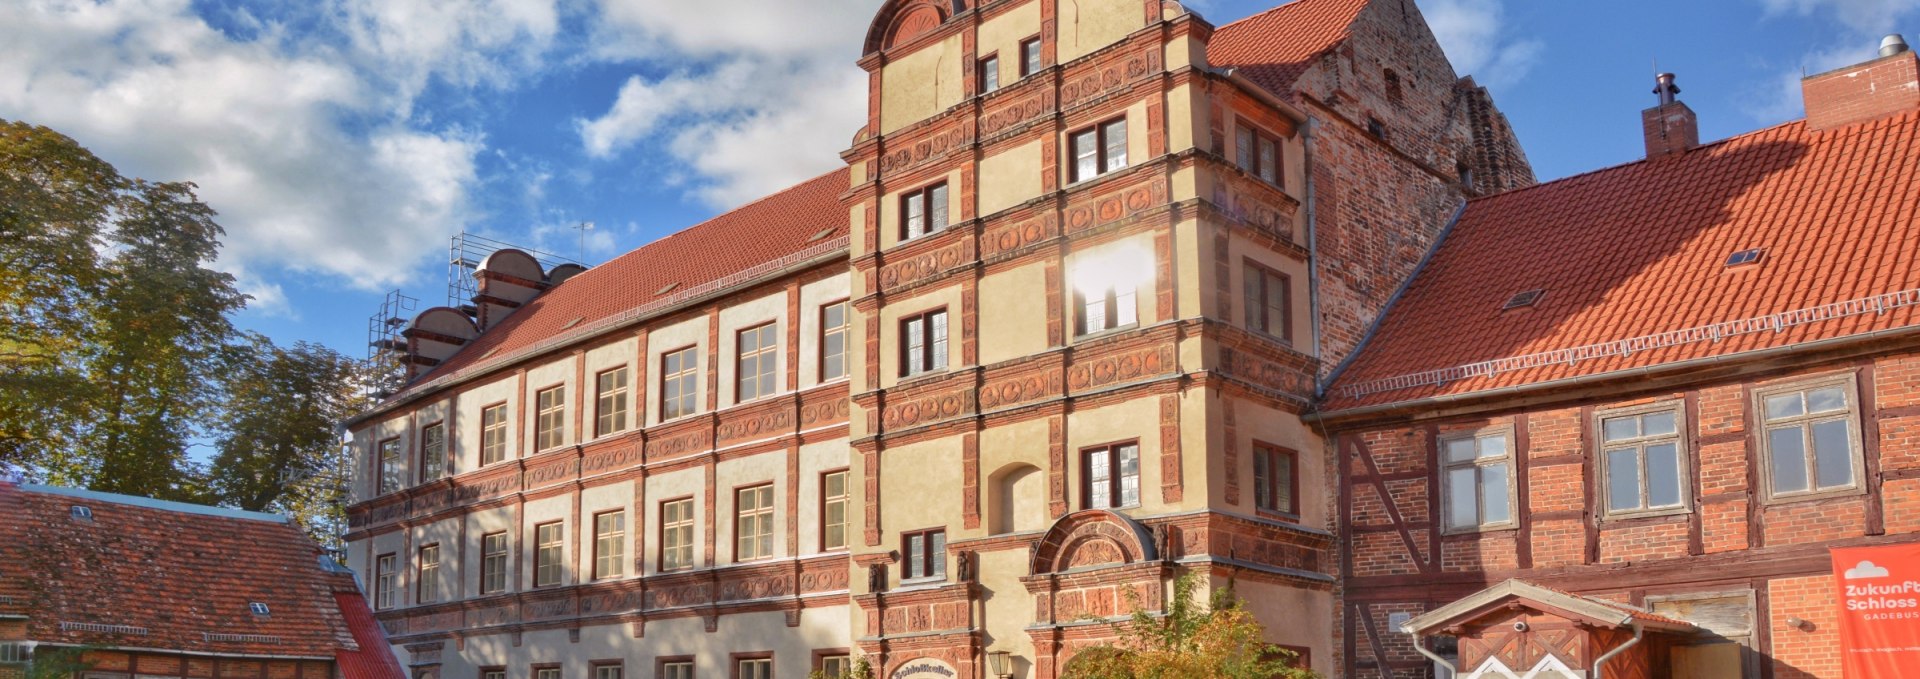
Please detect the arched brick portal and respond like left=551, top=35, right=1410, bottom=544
left=1023, top=510, right=1171, bottom=679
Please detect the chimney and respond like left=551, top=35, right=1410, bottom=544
left=1801, top=34, right=1920, bottom=132
left=1642, top=73, right=1698, bottom=159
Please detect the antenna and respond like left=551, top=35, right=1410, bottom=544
left=574, top=221, right=595, bottom=263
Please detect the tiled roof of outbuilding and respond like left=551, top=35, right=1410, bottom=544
left=0, top=482, right=375, bottom=661
left=400, top=168, right=851, bottom=394
left=1325, top=110, right=1920, bottom=410
left=1206, top=0, right=1368, bottom=97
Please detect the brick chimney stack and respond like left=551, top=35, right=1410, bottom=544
left=1802, top=34, right=1920, bottom=132
left=1642, top=73, right=1698, bottom=159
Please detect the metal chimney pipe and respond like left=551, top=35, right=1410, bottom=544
left=1653, top=73, right=1680, bottom=106
left=1882, top=34, right=1911, bottom=58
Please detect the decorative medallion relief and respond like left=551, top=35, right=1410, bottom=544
left=716, top=407, right=794, bottom=447
left=978, top=369, right=1064, bottom=410
left=1212, top=175, right=1300, bottom=242
left=879, top=126, right=974, bottom=177
left=1064, top=176, right=1169, bottom=235
left=878, top=240, right=972, bottom=293
left=982, top=90, right=1054, bottom=137
left=981, top=213, right=1059, bottom=259
left=1061, top=47, right=1165, bottom=109
left=1218, top=347, right=1314, bottom=397
left=879, top=386, right=978, bottom=431
left=1066, top=343, right=1176, bottom=394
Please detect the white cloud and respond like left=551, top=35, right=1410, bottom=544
left=577, top=0, right=875, bottom=209
left=1760, top=0, right=1920, bottom=34
left=0, top=0, right=497, bottom=294
left=1419, top=0, right=1543, bottom=89
left=340, top=0, right=561, bottom=108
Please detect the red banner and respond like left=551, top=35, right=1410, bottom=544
left=1833, top=544, right=1920, bottom=677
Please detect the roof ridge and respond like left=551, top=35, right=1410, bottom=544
left=16, top=483, right=290, bottom=523
left=1210, top=0, right=1344, bottom=32
left=1463, top=116, right=1816, bottom=208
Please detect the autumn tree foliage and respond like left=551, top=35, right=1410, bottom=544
left=1060, top=573, right=1318, bottom=679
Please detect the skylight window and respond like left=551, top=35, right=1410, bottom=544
left=250, top=602, right=271, bottom=616
left=655, top=282, right=680, bottom=296
left=1502, top=289, right=1544, bottom=310
left=1725, top=248, right=1764, bottom=267
left=70, top=505, right=92, bottom=521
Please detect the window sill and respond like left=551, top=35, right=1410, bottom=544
left=1762, top=486, right=1867, bottom=506
left=1439, top=523, right=1519, bottom=537
left=1074, top=323, right=1140, bottom=343
left=897, top=576, right=949, bottom=589
left=1254, top=507, right=1301, bottom=523
left=1600, top=506, right=1691, bottom=523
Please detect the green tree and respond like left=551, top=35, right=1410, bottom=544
left=1060, top=573, right=1318, bottom=679
left=0, top=120, right=119, bottom=467
left=209, top=336, right=369, bottom=546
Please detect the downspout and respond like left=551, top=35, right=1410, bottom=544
left=1408, top=634, right=1457, bottom=676
left=1303, top=117, right=1323, bottom=383
left=1590, top=623, right=1645, bottom=679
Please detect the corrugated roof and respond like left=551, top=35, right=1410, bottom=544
left=1, top=482, right=368, bottom=658
left=400, top=168, right=851, bottom=394
left=1326, top=110, right=1920, bottom=410
left=1206, top=0, right=1368, bottom=97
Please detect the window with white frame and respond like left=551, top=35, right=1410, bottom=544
left=593, top=510, right=626, bottom=580
left=900, top=183, right=949, bottom=241
left=822, top=470, right=849, bottom=551
left=1757, top=376, right=1864, bottom=502
left=534, top=521, right=565, bottom=587
left=480, top=531, right=508, bottom=593
left=377, top=438, right=402, bottom=495
left=534, top=667, right=560, bottom=679
left=420, top=423, right=446, bottom=483
left=737, top=659, right=772, bottom=679
left=481, top=669, right=505, bottom=679
left=480, top=403, right=509, bottom=465
left=1598, top=404, right=1688, bottom=518
left=416, top=543, right=442, bottom=604
left=596, top=366, right=630, bottom=437
left=1069, top=118, right=1128, bottom=182
left=660, top=498, right=695, bottom=571
left=736, top=484, right=775, bottom=562
left=820, top=301, right=849, bottom=382
left=593, top=664, right=622, bottom=679
left=820, top=656, right=852, bottom=679
left=659, top=661, right=692, bottom=679
left=660, top=347, right=699, bottom=420
left=737, top=323, right=779, bottom=403
left=374, top=553, right=397, bottom=609
left=1440, top=429, right=1515, bottom=532
left=535, top=386, right=566, bottom=451
left=1082, top=442, right=1141, bottom=509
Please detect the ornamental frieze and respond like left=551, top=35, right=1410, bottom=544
left=643, top=581, right=712, bottom=610
left=523, top=596, right=576, bottom=621
left=1064, top=176, right=1169, bottom=234
left=980, top=213, right=1058, bottom=259
left=452, top=473, right=521, bottom=504
left=978, top=369, right=1063, bottom=411
left=879, top=387, right=977, bottom=431
left=581, top=444, right=642, bottom=476
left=580, top=589, right=645, bottom=616
left=1218, top=346, right=1313, bottom=396
left=1212, top=174, right=1300, bottom=241
left=878, top=240, right=972, bottom=292
left=1060, top=47, right=1164, bottom=109
left=470, top=603, right=516, bottom=627
left=716, top=407, right=794, bottom=447
left=526, top=459, right=577, bottom=488
left=719, top=575, right=793, bottom=602
left=981, top=89, right=1053, bottom=137
left=1066, top=343, right=1176, bottom=393
left=878, top=126, right=973, bottom=177
left=799, top=397, right=851, bottom=428
left=410, top=609, right=463, bottom=634
left=648, top=428, right=711, bottom=459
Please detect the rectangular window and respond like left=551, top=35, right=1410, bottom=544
left=535, top=667, right=560, bottom=679
left=593, top=510, right=626, bottom=580
left=661, top=347, right=699, bottom=420
left=820, top=301, right=848, bottom=381
left=593, top=664, right=623, bottom=679
left=1236, top=125, right=1283, bottom=185
left=821, top=470, right=849, bottom=551
left=1253, top=444, right=1297, bottom=515
left=659, top=661, right=693, bottom=679
left=534, top=521, right=565, bottom=587
left=736, top=484, right=775, bottom=562
left=1242, top=261, right=1292, bottom=342
left=420, top=423, right=446, bottom=483
left=1441, top=429, right=1516, bottom=532
left=979, top=54, right=1000, bottom=93
left=482, top=669, right=506, bottom=679
left=660, top=498, right=695, bottom=571
left=902, top=529, right=947, bottom=581
left=1599, top=405, right=1688, bottom=518
left=377, top=438, right=403, bottom=495
left=481, top=403, right=509, bottom=466
left=1758, top=377, right=1863, bottom=501
left=736, top=322, right=779, bottom=403
left=374, top=553, right=397, bottom=609
left=596, top=366, right=630, bottom=437
left=1076, top=280, right=1137, bottom=336
left=1069, top=118, right=1128, bottom=182
left=1020, top=37, right=1042, bottom=77
left=820, top=656, right=851, bottom=679
left=737, top=659, right=771, bottom=679
left=535, top=386, right=566, bottom=451
left=1082, top=442, right=1141, bottom=509
left=416, top=544, right=442, bottom=604
left=481, top=532, right=508, bottom=594
left=899, top=182, right=949, bottom=241
left=899, top=309, right=949, bottom=377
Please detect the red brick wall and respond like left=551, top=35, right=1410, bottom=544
left=1802, top=51, right=1920, bottom=132
left=1770, top=575, right=1842, bottom=679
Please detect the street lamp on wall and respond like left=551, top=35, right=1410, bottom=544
left=986, top=650, right=1012, bottom=679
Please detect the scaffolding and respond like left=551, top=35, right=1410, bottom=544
left=364, top=290, right=418, bottom=398
left=446, top=232, right=579, bottom=310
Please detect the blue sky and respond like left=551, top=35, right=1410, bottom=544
left=1, top=0, right=1912, bottom=360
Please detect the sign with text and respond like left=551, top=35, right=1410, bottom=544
left=1833, top=544, right=1920, bottom=677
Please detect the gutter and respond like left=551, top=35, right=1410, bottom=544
left=1591, top=624, right=1645, bottom=679
left=1214, top=67, right=1310, bottom=125
left=1311, top=323, right=1920, bottom=423
left=1303, top=116, right=1322, bottom=376
left=1407, top=635, right=1456, bottom=675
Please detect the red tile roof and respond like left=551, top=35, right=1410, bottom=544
left=1326, top=110, right=1920, bottom=410
left=333, top=592, right=406, bottom=679
left=0, top=482, right=372, bottom=660
left=398, top=168, right=850, bottom=397
left=1206, top=0, right=1369, bottom=97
